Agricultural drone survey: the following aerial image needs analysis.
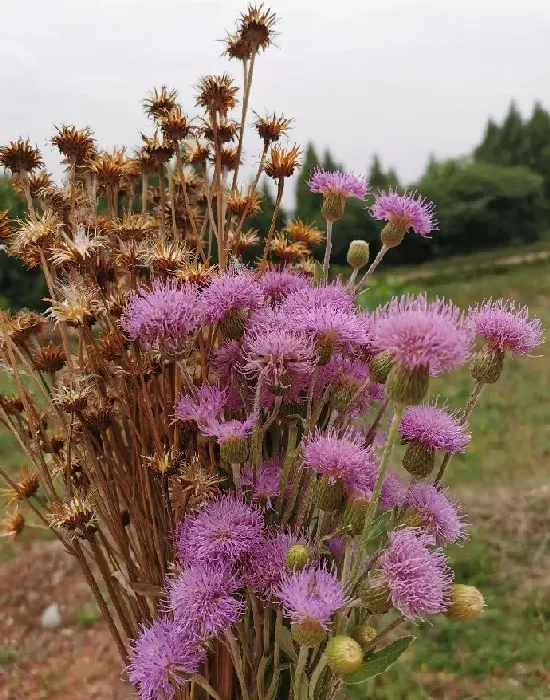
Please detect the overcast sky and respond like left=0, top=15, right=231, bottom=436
left=2, top=0, right=549, bottom=200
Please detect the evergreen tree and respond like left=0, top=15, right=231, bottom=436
left=294, top=143, right=321, bottom=222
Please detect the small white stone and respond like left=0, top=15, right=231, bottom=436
left=40, top=603, right=61, bottom=630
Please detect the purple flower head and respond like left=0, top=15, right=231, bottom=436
left=370, top=188, right=438, bottom=237
left=301, top=428, right=368, bottom=487
left=291, top=306, right=372, bottom=354
left=374, top=294, right=473, bottom=373
left=176, top=495, right=264, bottom=566
left=316, top=354, right=372, bottom=416
left=281, top=282, right=355, bottom=315
left=244, top=530, right=311, bottom=598
left=175, top=385, right=227, bottom=424
left=200, top=269, right=264, bottom=324
left=468, top=298, right=544, bottom=355
left=242, top=326, right=316, bottom=394
left=308, top=168, right=369, bottom=200
left=326, top=535, right=345, bottom=558
left=241, top=457, right=285, bottom=507
left=259, top=268, right=312, bottom=304
left=211, top=340, right=242, bottom=382
left=276, top=564, right=349, bottom=629
left=202, top=413, right=257, bottom=444
left=347, top=454, right=405, bottom=510
left=128, top=617, right=205, bottom=700
left=405, top=484, right=466, bottom=545
left=379, top=528, right=453, bottom=619
left=166, top=562, right=244, bottom=637
left=121, top=279, right=202, bottom=352
left=400, top=400, right=471, bottom=452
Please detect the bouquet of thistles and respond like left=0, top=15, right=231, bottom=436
left=0, top=5, right=544, bottom=700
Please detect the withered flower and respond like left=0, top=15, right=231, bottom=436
left=201, top=118, right=239, bottom=144
left=50, top=225, right=106, bottom=267
left=264, top=145, right=302, bottom=179
left=87, top=149, right=126, bottom=189
left=12, top=171, right=53, bottom=200
left=0, top=394, right=24, bottom=415
left=170, top=455, right=222, bottom=517
left=223, top=31, right=253, bottom=61
left=227, top=186, right=263, bottom=218
left=217, top=146, right=241, bottom=171
left=141, top=132, right=174, bottom=165
left=145, top=446, right=184, bottom=477
left=297, top=257, right=316, bottom=277
left=160, top=107, right=194, bottom=142
left=48, top=279, right=101, bottom=327
left=108, top=212, right=157, bottom=241
left=196, top=75, right=239, bottom=116
left=286, top=218, right=324, bottom=245
left=0, top=210, right=12, bottom=242
left=80, top=396, right=115, bottom=432
left=112, top=238, right=146, bottom=272
left=254, top=112, right=292, bottom=145
left=52, top=379, right=92, bottom=412
left=239, top=4, right=278, bottom=53
left=48, top=492, right=96, bottom=536
left=6, top=311, right=44, bottom=344
left=98, top=330, right=128, bottom=361
left=270, top=234, right=308, bottom=263
left=0, top=139, right=43, bottom=174
left=229, top=229, right=260, bottom=255
left=40, top=182, right=89, bottom=215
left=10, top=210, right=62, bottom=268
left=47, top=431, right=66, bottom=455
left=175, top=261, right=216, bottom=285
left=1, top=467, right=40, bottom=503
left=142, top=234, right=190, bottom=276
left=32, top=342, right=66, bottom=373
left=183, top=140, right=211, bottom=164
left=172, top=168, right=203, bottom=196
left=104, top=288, right=129, bottom=319
left=0, top=510, right=25, bottom=538
left=143, top=85, right=179, bottom=120
left=51, top=125, right=96, bottom=165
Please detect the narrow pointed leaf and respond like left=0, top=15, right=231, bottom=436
left=343, top=636, right=416, bottom=687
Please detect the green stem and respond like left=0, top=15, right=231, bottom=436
left=278, top=421, right=298, bottom=510
left=294, top=645, right=309, bottom=700
left=308, top=655, right=328, bottom=700
left=323, top=220, right=333, bottom=280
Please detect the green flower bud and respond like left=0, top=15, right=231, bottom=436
left=219, top=308, right=247, bottom=340
left=445, top=584, right=485, bottom=621
left=321, top=192, right=346, bottom=222
left=402, top=440, right=435, bottom=477
left=220, top=436, right=249, bottom=464
left=291, top=620, right=326, bottom=647
left=469, top=345, right=504, bottom=384
left=314, top=477, right=345, bottom=512
left=341, top=495, right=370, bottom=535
left=369, top=351, right=395, bottom=384
left=316, top=329, right=339, bottom=366
left=325, top=635, right=364, bottom=675
left=347, top=240, right=370, bottom=270
left=356, top=577, right=392, bottom=614
left=385, top=363, right=429, bottom=405
left=285, top=544, right=311, bottom=571
left=330, top=375, right=361, bottom=413
left=352, top=624, right=378, bottom=648
left=380, top=218, right=407, bottom=249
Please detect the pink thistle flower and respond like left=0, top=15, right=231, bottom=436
left=128, top=617, right=205, bottom=700
left=120, top=279, right=203, bottom=352
left=347, top=459, right=405, bottom=510
left=405, top=484, right=466, bottom=545
left=281, top=282, right=355, bottom=315
left=176, top=495, right=264, bottom=566
left=259, top=268, right=312, bottom=304
left=242, top=326, right=316, bottom=394
left=374, top=294, right=474, bottom=373
left=370, top=188, right=438, bottom=237
left=400, top=400, right=471, bottom=453
left=244, top=530, right=311, bottom=599
left=291, top=306, right=372, bottom=354
left=175, top=385, right=227, bottom=424
left=326, top=535, right=345, bottom=558
left=201, top=414, right=257, bottom=444
left=276, top=564, right=349, bottom=629
left=200, top=269, right=264, bottom=324
left=301, top=428, right=368, bottom=487
left=468, top=298, right=543, bottom=355
left=211, top=340, right=242, bottom=383
left=379, top=528, right=453, bottom=619
left=241, top=457, right=288, bottom=507
left=166, top=562, right=244, bottom=637
left=308, top=168, right=368, bottom=200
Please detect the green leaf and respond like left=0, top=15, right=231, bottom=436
left=313, top=261, right=325, bottom=284
left=368, top=510, right=394, bottom=542
left=275, top=620, right=298, bottom=662
left=343, top=636, right=416, bottom=689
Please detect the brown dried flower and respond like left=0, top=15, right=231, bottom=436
left=80, top=396, right=115, bottom=432
left=239, top=4, right=278, bottom=53
left=112, top=238, right=145, bottom=271
left=47, top=431, right=66, bottom=455
left=87, top=149, right=127, bottom=189
left=217, top=147, right=241, bottom=171
left=98, top=330, right=128, bottom=361
left=52, top=379, right=92, bottom=413
left=196, top=75, right=239, bottom=116
left=10, top=210, right=62, bottom=268
left=51, top=125, right=96, bottom=165
left=201, top=118, right=239, bottom=144
left=264, top=145, right=302, bottom=179
left=12, top=171, right=53, bottom=200
left=32, top=342, right=66, bottom=373
left=5, top=311, right=44, bottom=344
left=0, top=394, right=24, bottom=415
left=170, top=455, right=222, bottom=517
left=143, top=85, right=179, bottom=120
left=227, top=186, right=263, bottom=218
left=0, top=510, right=25, bottom=538
left=286, top=218, right=324, bottom=245
left=270, top=234, right=308, bottom=263
left=0, top=210, right=12, bottom=242
left=223, top=32, right=253, bottom=61
left=48, top=280, right=101, bottom=327
left=0, top=139, right=43, bottom=174
left=141, top=133, right=174, bottom=165
left=254, top=112, right=292, bottom=145
left=48, top=492, right=96, bottom=536
left=50, top=225, right=106, bottom=267
left=1, top=467, right=40, bottom=503
left=146, top=447, right=184, bottom=477
left=142, top=235, right=190, bottom=276
left=108, top=213, right=157, bottom=241
left=160, top=107, right=194, bottom=142
left=229, top=229, right=260, bottom=255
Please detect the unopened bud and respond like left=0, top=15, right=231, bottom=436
left=325, top=635, right=364, bottom=675
left=356, top=577, right=392, bottom=614
left=380, top=216, right=407, bottom=249
left=219, top=309, right=246, bottom=340
left=469, top=345, right=504, bottom=384
left=385, top=363, right=429, bottom=405
left=445, top=584, right=485, bottom=621
left=316, top=329, right=339, bottom=366
left=220, top=436, right=249, bottom=464
left=330, top=375, right=361, bottom=413
left=291, top=620, right=326, bottom=647
left=347, top=240, right=370, bottom=270
left=402, top=440, right=435, bottom=477
left=352, top=624, right=378, bottom=648
left=369, top=351, right=395, bottom=384
left=321, top=192, right=346, bottom=222
left=286, top=544, right=311, bottom=571
left=341, top=495, right=370, bottom=535
left=314, top=477, right=345, bottom=512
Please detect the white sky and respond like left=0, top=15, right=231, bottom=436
left=1, top=0, right=549, bottom=200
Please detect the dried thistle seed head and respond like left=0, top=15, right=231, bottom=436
left=12, top=171, right=53, bottom=200
left=170, top=455, right=222, bottom=517
left=254, top=112, right=292, bottom=145
left=80, top=396, right=115, bottom=431
left=0, top=510, right=25, bottom=538
left=98, top=330, right=128, bottom=361
left=51, top=125, right=96, bottom=165
left=175, top=261, right=217, bottom=285
left=134, top=147, right=158, bottom=175
left=286, top=219, right=324, bottom=246
left=143, top=85, right=179, bottom=120
left=118, top=355, right=160, bottom=380
left=47, top=431, right=66, bottom=455
left=142, top=235, right=190, bottom=276
left=0, top=139, right=43, bottom=174
left=172, top=166, right=203, bottom=194
left=239, top=4, right=278, bottom=53
left=141, top=132, right=174, bottom=165
left=296, top=257, right=316, bottom=277
left=227, top=186, right=263, bottom=218
left=50, top=225, right=106, bottom=267
left=223, top=31, right=253, bottom=61
left=160, top=106, right=194, bottom=142
left=40, top=182, right=89, bottom=216
left=52, top=381, right=92, bottom=412
left=86, top=149, right=127, bottom=188
left=48, top=279, right=102, bottom=327
left=48, top=492, right=96, bottom=535
left=264, top=145, right=302, bottom=179
left=228, top=228, right=260, bottom=255
left=104, top=288, right=129, bottom=319
left=10, top=210, right=62, bottom=268
left=6, top=311, right=44, bottom=344
left=32, top=342, right=66, bottom=373
left=145, top=447, right=184, bottom=476
left=0, top=210, right=12, bottom=242
left=270, top=234, right=308, bottom=263
left=108, top=212, right=157, bottom=241
left=0, top=393, right=24, bottom=414
left=183, top=140, right=211, bottom=164
left=196, top=74, right=239, bottom=116
left=216, top=146, right=240, bottom=171
left=2, top=467, right=40, bottom=502
left=112, top=238, right=146, bottom=271
left=201, top=117, right=239, bottom=144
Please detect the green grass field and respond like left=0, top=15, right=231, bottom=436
left=1, top=244, right=549, bottom=698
